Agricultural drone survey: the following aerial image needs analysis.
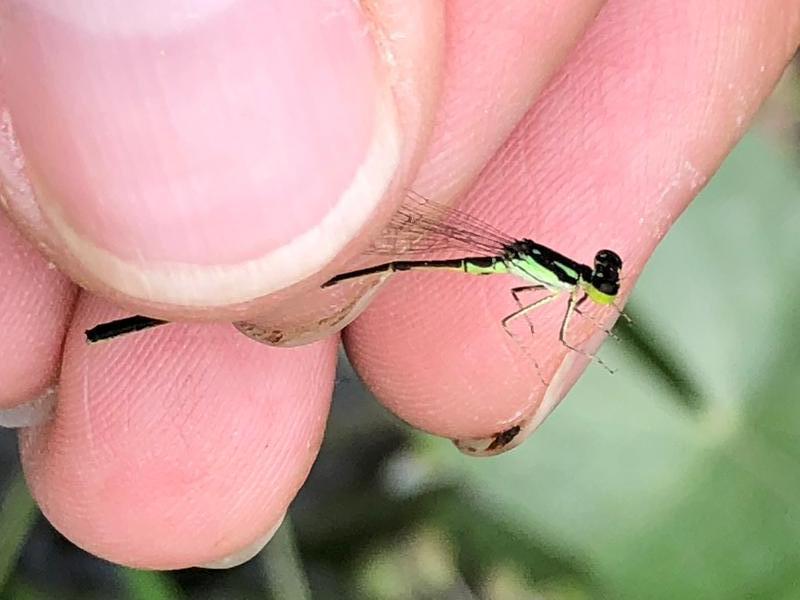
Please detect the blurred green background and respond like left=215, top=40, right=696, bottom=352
left=2, top=62, right=800, bottom=600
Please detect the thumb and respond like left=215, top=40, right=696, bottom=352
left=0, top=0, right=441, bottom=318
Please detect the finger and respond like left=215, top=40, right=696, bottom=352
left=413, top=0, right=607, bottom=195
left=343, top=0, right=800, bottom=451
left=309, top=0, right=607, bottom=337
left=0, top=212, right=75, bottom=414
left=0, top=0, right=442, bottom=326
left=19, top=293, right=337, bottom=569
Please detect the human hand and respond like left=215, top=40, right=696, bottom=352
left=1, top=0, right=797, bottom=569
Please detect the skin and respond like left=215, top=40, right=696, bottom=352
left=0, top=0, right=798, bottom=569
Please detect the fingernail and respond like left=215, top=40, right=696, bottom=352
left=197, top=513, right=285, bottom=570
left=234, top=277, right=385, bottom=346
left=0, top=387, right=56, bottom=428
left=3, top=0, right=400, bottom=307
left=453, top=387, right=563, bottom=456
left=454, top=422, right=528, bottom=457
left=454, top=330, right=607, bottom=456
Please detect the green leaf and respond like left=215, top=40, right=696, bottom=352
left=260, top=518, right=312, bottom=600
left=122, top=568, right=184, bottom=600
left=418, top=134, right=800, bottom=599
left=0, top=470, right=37, bottom=592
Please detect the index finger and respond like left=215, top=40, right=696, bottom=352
left=342, top=0, right=800, bottom=451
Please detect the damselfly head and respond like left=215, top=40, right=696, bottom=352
left=589, top=249, right=622, bottom=299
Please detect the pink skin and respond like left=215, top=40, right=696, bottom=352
left=0, top=0, right=798, bottom=569
left=2, top=1, right=377, bottom=264
left=20, top=298, right=335, bottom=568
left=0, top=216, right=75, bottom=408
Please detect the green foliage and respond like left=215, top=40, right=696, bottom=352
left=0, top=471, right=37, bottom=592
left=122, top=569, right=184, bottom=600
left=260, top=519, right=312, bottom=600
left=417, top=134, right=800, bottom=599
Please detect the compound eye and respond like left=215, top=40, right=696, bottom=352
left=594, top=249, right=622, bottom=271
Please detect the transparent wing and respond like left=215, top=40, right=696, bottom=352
left=366, top=190, right=517, bottom=256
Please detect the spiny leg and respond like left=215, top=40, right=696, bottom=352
left=572, top=293, right=622, bottom=342
left=612, top=303, right=633, bottom=324
left=501, top=292, right=560, bottom=385
left=509, top=285, right=548, bottom=335
left=558, top=291, right=616, bottom=374
left=501, top=292, right=560, bottom=330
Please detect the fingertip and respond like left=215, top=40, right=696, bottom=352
left=20, top=293, right=337, bottom=568
left=0, top=1, right=444, bottom=313
left=0, top=214, right=75, bottom=410
left=341, top=0, right=800, bottom=449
